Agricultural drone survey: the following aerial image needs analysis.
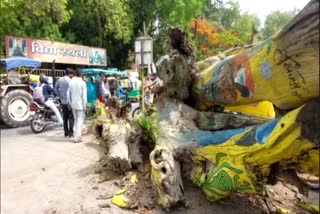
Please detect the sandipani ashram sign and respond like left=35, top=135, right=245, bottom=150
left=5, top=35, right=107, bottom=66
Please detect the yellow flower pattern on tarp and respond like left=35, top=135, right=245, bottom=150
left=191, top=104, right=319, bottom=201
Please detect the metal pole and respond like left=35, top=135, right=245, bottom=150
left=52, top=60, right=56, bottom=88
left=140, top=68, right=145, bottom=111
left=140, top=22, right=146, bottom=111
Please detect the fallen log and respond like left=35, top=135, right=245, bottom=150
left=136, top=0, right=319, bottom=209
left=157, top=0, right=319, bottom=110
left=93, top=101, right=143, bottom=174
left=136, top=97, right=319, bottom=208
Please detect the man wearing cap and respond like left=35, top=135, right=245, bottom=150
left=55, top=68, right=75, bottom=138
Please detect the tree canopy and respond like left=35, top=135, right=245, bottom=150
left=262, top=10, right=298, bottom=39
left=0, top=0, right=301, bottom=68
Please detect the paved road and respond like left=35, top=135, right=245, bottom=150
left=0, top=124, right=264, bottom=214
left=0, top=101, right=141, bottom=214
left=2, top=102, right=317, bottom=214
left=0, top=123, right=133, bottom=214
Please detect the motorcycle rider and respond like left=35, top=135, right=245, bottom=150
left=33, top=75, right=63, bottom=125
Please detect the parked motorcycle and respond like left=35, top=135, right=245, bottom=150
left=29, top=97, right=62, bottom=133
left=117, top=90, right=132, bottom=115
left=131, top=93, right=152, bottom=119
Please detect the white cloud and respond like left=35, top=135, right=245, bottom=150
left=235, top=0, right=310, bottom=25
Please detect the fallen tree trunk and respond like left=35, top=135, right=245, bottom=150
left=157, top=0, right=319, bottom=111
left=92, top=0, right=319, bottom=210
left=137, top=97, right=319, bottom=208
left=93, top=102, right=143, bottom=174
left=138, top=0, right=320, bottom=209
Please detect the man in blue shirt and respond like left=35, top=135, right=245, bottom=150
left=55, top=68, right=75, bottom=138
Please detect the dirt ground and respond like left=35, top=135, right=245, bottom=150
left=1, top=124, right=319, bottom=214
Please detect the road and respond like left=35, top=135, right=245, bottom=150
left=0, top=122, right=271, bottom=214
left=0, top=102, right=143, bottom=214
left=1, top=107, right=318, bottom=214
left=0, top=123, right=135, bottom=214
left=0, top=121, right=263, bottom=214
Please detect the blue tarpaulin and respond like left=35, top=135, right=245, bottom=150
left=0, top=57, right=41, bottom=70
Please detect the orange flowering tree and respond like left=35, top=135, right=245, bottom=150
left=190, top=18, right=242, bottom=59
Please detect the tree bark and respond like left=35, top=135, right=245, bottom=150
left=143, top=0, right=319, bottom=209
left=157, top=0, right=319, bottom=111
left=138, top=98, right=319, bottom=208
left=93, top=104, right=143, bottom=174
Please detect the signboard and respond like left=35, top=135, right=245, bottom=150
left=134, top=36, right=153, bottom=68
left=5, top=35, right=107, bottom=66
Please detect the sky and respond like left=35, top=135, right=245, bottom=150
left=235, top=0, right=310, bottom=25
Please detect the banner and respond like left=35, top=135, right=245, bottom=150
left=5, top=35, right=107, bottom=66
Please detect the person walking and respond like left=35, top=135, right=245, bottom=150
left=55, top=68, right=75, bottom=138
left=67, top=69, right=87, bottom=143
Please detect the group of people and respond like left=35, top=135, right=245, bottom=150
left=94, top=72, right=126, bottom=108
left=33, top=68, right=87, bottom=143
left=32, top=69, right=161, bottom=142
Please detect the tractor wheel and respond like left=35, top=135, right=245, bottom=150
left=0, top=90, right=33, bottom=127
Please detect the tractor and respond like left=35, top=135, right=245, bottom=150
left=0, top=57, right=64, bottom=127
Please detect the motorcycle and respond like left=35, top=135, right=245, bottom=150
left=131, top=93, right=152, bottom=119
left=29, top=97, right=62, bottom=133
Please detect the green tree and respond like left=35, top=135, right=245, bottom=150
left=232, top=13, right=260, bottom=44
left=203, top=0, right=241, bottom=28
left=156, top=0, right=205, bottom=28
left=60, top=0, right=135, bottom=68
left=201, top=0, right=260, bottom=44
left=0, top=0, right=71, bottom=57
left=153, top=0, right=206, bottom=60
left=89, top=0, right=134, bottom=46
left=262, top=10, right=297, bottom=39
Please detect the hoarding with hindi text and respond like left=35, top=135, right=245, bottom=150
left=5, top=35, right=107, bottom=66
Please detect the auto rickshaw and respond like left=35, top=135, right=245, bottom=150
left=81, top=68, right=134, bottom=117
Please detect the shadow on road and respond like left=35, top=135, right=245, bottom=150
left=17, top=127, right=33, bottom=135
left=74, top=140, right=123, bottom=183
left=74, top=142, right=106, bottom=178
left=0, top=122, right=15, bottom=130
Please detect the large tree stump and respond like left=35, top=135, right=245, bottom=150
left=93, top=102, right=143, bottom=174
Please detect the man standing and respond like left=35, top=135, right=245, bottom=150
left=67, top=69, right=87, bottom=143
left=96, top=72, right=110, bottom=105
left=55, top=68, right=74, bottom=138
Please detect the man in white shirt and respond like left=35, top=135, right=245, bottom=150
left=100, top=73, right=110, bottom=100
left=96, top=72, right=110, bottom=105
left=67, top=69, right=87, bottom=143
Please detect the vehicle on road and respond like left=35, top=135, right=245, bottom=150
left=131, top=94, right=152, bottom=119
left=0, top=57, right=64, bottom=127
left=82, top=68, right=139, bottom=101
left=82, top=68, right=133, bottom=117
left=29, top=97, right=62, bottom=133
